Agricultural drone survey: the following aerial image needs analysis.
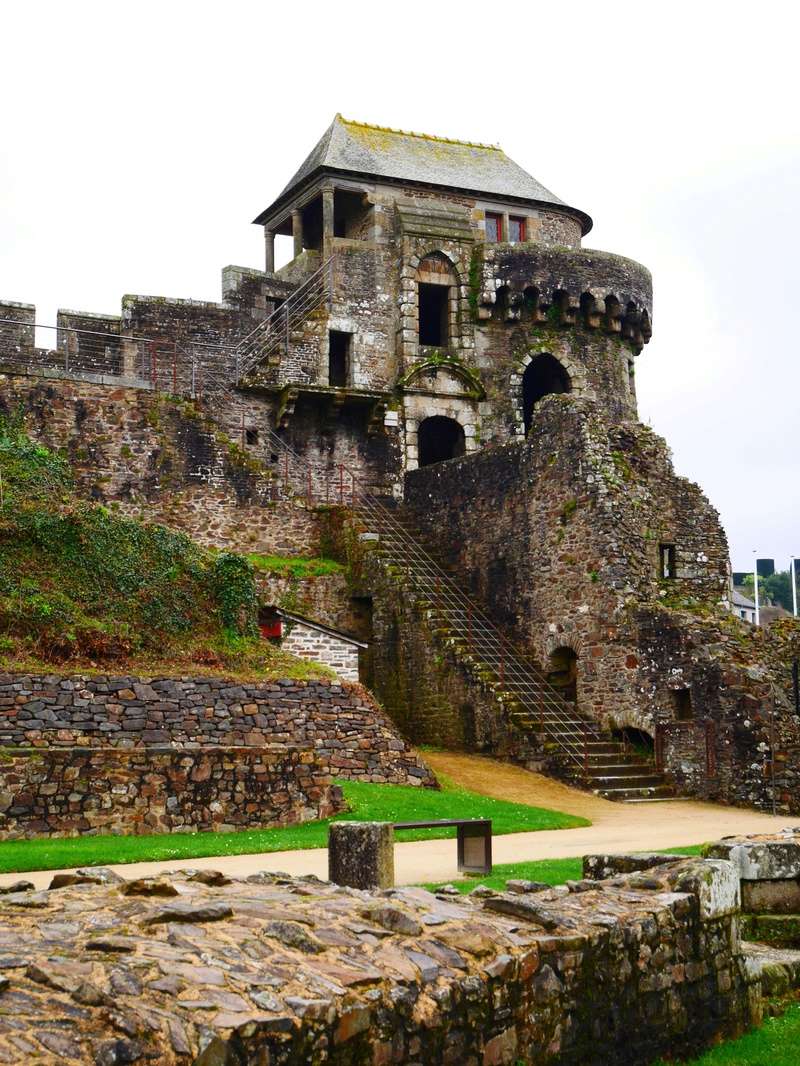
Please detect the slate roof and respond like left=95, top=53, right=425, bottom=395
left=276, top=608, right=368, bottom=648
left=254, top=115, right=592, bottom=233
left=732, top=588, right=757, bottom=609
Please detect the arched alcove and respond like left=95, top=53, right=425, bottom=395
left=418, top=416, right=466, bottom=467
left=522, top=354, right=571, bottom=434
left=547, top=646, right=578, bottom=702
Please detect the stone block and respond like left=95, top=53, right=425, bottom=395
left=328, top=821, right=394, bottom=890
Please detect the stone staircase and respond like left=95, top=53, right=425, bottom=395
left=355, top=495, right=675, bottom=802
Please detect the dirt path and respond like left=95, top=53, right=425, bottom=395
left=1, top=752, right=794, bottom=889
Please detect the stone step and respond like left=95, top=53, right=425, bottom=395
left=593, top=784, right=677, bottom=801
left=587, top=773, right=666, bottom=790
left=585, top=761, right=658, bottom=775
left=740, top=915, right=800, bottom=949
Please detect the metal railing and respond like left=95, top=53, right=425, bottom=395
left=0, top=318, right=238, bottom=399
left=0, top=254, right=335, bottom=397
left=233, top=256, right=334, bottom=384
left=260, top=430, right=616, bottom=771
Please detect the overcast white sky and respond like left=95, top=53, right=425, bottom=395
left=1, top=0, right=797, bottom=571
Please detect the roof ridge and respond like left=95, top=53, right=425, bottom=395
left=338, top=114, right=501, bottom=152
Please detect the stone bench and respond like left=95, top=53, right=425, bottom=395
left=328, top=818, right=492, bottom=890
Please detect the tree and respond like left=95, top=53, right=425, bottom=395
left=742, top=570, right=796, bottom=613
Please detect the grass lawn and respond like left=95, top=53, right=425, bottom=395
left=0, top=778, right=588, bottom=875
left=652, top=1003, right=800, bottom=1065
left=424, top=845, right=705, bottom=894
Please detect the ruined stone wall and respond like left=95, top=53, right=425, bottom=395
left=0, top=374, right=325, bottom=554
left=356, top=543, right=537, bottom=758
left=0, top=673, right=434, bottom=786
left=0, top=746, right=340, bottom=839
left=0, top=857, right=763, bottom=1064
left=255, top=570, right=366, bottom=637
left=403, top=396, right=800, bottom=812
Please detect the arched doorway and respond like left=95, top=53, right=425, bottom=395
left=417, top=416, right=466, bottom=467
left=547, top=646, right=578, bottom=702
left=522, top=355, right=571, bottom=434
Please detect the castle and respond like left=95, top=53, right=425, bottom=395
left=1, top=115, right=798, bottom=811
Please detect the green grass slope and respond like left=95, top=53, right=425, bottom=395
left=0, top=777, right=588, bottom=873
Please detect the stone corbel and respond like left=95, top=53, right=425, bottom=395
left=276, top=386, right=299, bottom=429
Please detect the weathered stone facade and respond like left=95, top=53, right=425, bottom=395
left=280, top=619, right=363, bottom=683
left=0, top=675, right=436, bottom=837
left=403, top=399, right=800, bottom=810
left=0, top=855, right=775, bottom=1064
left=3, top=114, right=796, bottom=808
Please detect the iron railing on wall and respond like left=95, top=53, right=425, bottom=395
left=0, top=255, right=335, bottom=398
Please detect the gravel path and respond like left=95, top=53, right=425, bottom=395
left=2, top=751, right=794, bottom=889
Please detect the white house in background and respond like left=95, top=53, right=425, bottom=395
left=731, top=588, right=757, bottom=624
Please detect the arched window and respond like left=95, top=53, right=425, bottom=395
left=522, top=354, right=571, bottom=434
left=417, top=416, right=466, bottom=467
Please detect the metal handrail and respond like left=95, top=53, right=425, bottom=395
left=233, top=256, right=334, bottom=383
left=261, top=430, right=594, bottom=768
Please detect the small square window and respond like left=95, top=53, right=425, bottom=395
left=509, top=216, right=526, bottom=243
left=485, top=212, right=503, bottom=242
left=659, top=543, right=676, bottom=579
left=245, top=428, right=259, bottom=446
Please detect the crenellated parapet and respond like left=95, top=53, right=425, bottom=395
left=476, top=244, right=653, bottom=351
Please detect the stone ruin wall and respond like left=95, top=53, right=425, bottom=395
left=0, top=855, right=765, bottom=1065
left=0, top=373, right=325, bottom=555
left=0, top=746, right=340, bottom=840
left=404, top=396, right=800, bottom=812
left=0, top=675, right=436, bottom=838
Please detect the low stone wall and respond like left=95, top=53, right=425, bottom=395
left=0, top=747, right=341, bottom=839
left=0, top=857, right=766, bottom=1064
left=0, top=674, right=434, bottom=771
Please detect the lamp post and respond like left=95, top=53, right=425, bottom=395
left=791, top=556, right=798, bottom=618
left=753, top=552, right=760, bottom=627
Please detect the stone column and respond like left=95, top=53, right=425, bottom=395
left=322, top=187, right=335, bottom=253
left=292, top=209, right=303, bottom=259
left=328, top=821, right=395, bottom=890
left=264, top=228, right=275, bottom=274
left=502, top=212, right=510, bottom=243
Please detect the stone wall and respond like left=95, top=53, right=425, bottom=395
left=255, top=569, right=367, bottom=637
left=405, top=396, right=730, bottom=724
left=0, top=746, right=340, bottom=839
left=0, top=856, right=767, bottom=1064
left=402, top=396, right=800, bottom=810
left=0, top=374, right=325, bottom=555
left=0, top=673, right=434, bottom=785
left=360, top=543, right=538, bottom=757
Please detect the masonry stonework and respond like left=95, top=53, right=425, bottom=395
left=0, top=855, right=776, bottom=1064
left=3, top=114, right=798, bottom=809
left=0, top=675, right=436, bottom=837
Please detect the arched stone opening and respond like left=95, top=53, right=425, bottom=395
left=611, top=725, right=655, bottom=758
left=547, top=646, right=578, bottom=702
left=417, top=416, right=466, bottom=467
left=522, top=354, right=571, bottom=434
